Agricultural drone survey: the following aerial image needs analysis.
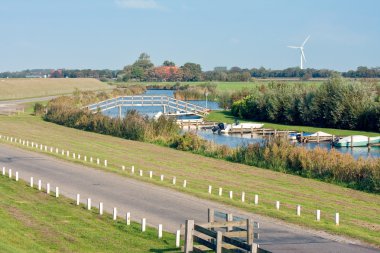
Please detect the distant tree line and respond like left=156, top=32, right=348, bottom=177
left=231, top=77, right=380, bottom=132
left=1, top=53, right=379, bottom=81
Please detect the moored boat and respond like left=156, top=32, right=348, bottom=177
left=333, top=135, right=380, bottom=147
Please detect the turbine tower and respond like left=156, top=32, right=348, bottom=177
left=288, top=35, right=310, bottom=69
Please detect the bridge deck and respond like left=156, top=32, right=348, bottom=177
left=84, top=95, right=209, bottom=117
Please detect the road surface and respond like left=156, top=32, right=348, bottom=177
left=0, top=144, right=378, bottom=253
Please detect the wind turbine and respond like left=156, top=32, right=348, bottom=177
left=288, top=35, right=310, bottom=69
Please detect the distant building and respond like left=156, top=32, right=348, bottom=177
left=214, top=66, right=227, bottom=72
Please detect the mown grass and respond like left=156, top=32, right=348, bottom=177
left=0, top=176, right=179, bottom=253
left=0, top=78, right=111, bottom=100
left=0, top=114, right=379, bottom=247
left=206, top=111, right=380, bottom=137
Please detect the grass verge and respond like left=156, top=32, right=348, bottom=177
left=0, top=175, right=179, bottom=253
left=206, top=111, right=380, bottom=137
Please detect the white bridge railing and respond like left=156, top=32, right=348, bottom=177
left=83, top=95, right=209, bottom=117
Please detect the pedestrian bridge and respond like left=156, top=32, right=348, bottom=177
left=84, top=95, right=209, bottom=118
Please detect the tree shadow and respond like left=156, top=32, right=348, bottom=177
left=149, top=248, right=180, bottom=253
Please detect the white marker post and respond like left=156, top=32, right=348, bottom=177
left=56, top=148, right=59, bottom=154
left=66, top=151, right=69, bottom=157
left=55, top=187, right=59, bottom=198
left=158, top=224, right=163, bottom=239
left=218, top=187, right=223, bottom=196
left=122, top=165, right=125, bottom=171
left=172, top=177, right=176, bottom=185
left=61, top=150, right=64, bottom=155
left=113, top=207, right=117, bottom=220
left=297, top=205, right=301, bottom=216
left=96, top=158, right=100, bottom=165
left=316, top=210, right=321, bottom=221
left=183, top=180, right=187, bottom=188
left=46, top=183, right=50, bottom=194
left=90, top=157, right=93, bottom=163
left=131, top=165, right=135, bottom=174
left=208, top=185, right=212, bottom=194
left=126, top=212, right=131, bottom=225
left=8, top=169, right=12, bottom=179
left=241, top=192, right=245, bottom=202
left=335, top=213, right=340, bottom=226
left=38, top=180, right=42, bottom=191
left=2, top=167, right=5, bottom=176
left=141, top=218, right=146, bottom=232
left=99, top=202, right=103, bottom=215
left=50, top=147, right=53, bottom=153
left=87, top=198, right=92, bottom=210
left=30, top=177, right=34, bottom=187
left=78, top=154, right=81, bottom=160
left=229, top=191, right=233, bottom=199
left=139, top=170, right=143, bottom=177
left=15, top=171, right=19, bottom=181
left=276, top=201, right=280, bottom=210
left=254, top=194, right=259, bottom=205
left=73, top=153, right=76, bottom=159
left=44, top=145, right=47, bottom=152
left=104, top=160, right=107, bottom=167
left=84, top=156, right=87, bottom=162
left=76, top=194, right=80, bottom=206
left=176, top=230, right=180, bottom=248
left=160, top=175, right=164, bottom=181
left=149, top=171, right=153, bottom=179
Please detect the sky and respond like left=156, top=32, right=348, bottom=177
left=0, top=0, right=379, bottom=72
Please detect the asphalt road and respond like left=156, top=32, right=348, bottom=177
left=0, top=144, right=378, bottom=253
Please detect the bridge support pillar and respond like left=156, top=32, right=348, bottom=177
left=162, top=105, right=166, bottom=114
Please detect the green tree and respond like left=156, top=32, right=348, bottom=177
left=163, top=60, right=175, bottom=66
left=181, top=63, right=202, bottom=81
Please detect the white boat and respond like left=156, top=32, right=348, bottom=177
left=307, top=131, right=332, bottom=137
left=333, top=135, right=380, bottom=147
left=220, top=123, right=264, bottom=134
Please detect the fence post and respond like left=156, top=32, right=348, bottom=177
left=216, top=231, right=223, bottom=253
left=78, top=154, right=81, bottom=160
left=113, top=207, right=117, bottom=220
left=55, top=187, right=59, bottom=198
left=141, top=218, right=146, bottom=232
left=2, top=167, right=5, bottom=176
left=46, top=183, right=50, bottom=194
left=126, top=212, right=131, bottom=225
left=160, top=174, right=164, bottom=181
left=254, top=194, right=259, bottom=205
left=184, top=220, right=194, bottom=253
left=99, top=202, right=103, bottom=215
left=14, top=171, right=19, bottom=181
left=84, top=156, right=87, bottom=162
left=276, top=201, right=280, bottom=210
left=87, top=198, right=91, bottom=210
left=335, top=212, right=340, bottom=225
left=251, top=243, right=259, bottom=253
left=139, top=170, right=143, bottom=176
left=176, top=229, right=181, bottom=248
left=76, top=194, right=80, bottom=205
left=208, top=185, right=212, bottom=194
left=122, top=165, right=125, bottom=171
left=316, top=210, right=321, bottom=221
left=104, top=160, right=107, bottom=167
left=172, top=176, right=176, bottom=185
left=38, top=179, right=42, bottom=190
left=218, top=187, right=222, bottom=196
left=8, top=169, right=12, bottom=179
left=229, top=190, right=233, bottom=199
left=297, top=205, right=301, bottom=216
left=227, top=213, right=233, bottom=231
left=131, top=165, right=134, bottom=173
left=158, top=224, right=163, bottom=239
left=149, top=171, right=153, bottom=179
left=90, top=157, right=93, bottom=163
left=242, top=191, right=245, bottom=202
left=183, top=180, right=187, bottom=188
left=247, top=219, right=254, bottom=245
left=30, top=177, right=34, bottom=187
left=208, top=208, right=215, bottom=223
left=97, top=158, right=100, bottom=165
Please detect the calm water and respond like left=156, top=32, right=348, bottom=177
left=102, top=89, right=380, bottom=159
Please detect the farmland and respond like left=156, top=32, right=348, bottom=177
left=0, top=112, right=379, bottom=246
left=0, top=78, right=111, bottom=100
left=0, top=176, right=179, bottom=253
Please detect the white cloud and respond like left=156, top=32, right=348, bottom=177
left=229, top=37, right=240, bottom=44
left=115, top=0, right=161, bottom=9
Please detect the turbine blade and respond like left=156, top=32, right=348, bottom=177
left=302, top=35, right=310, bottom=47
left=288, top=46, right=299, bottom=49
left=301, top=49, right=307, bottom=62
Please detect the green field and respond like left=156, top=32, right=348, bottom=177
left=0, top=113, right=379, bottom=247
left=112, top=80, right=322, bottom=92
left=0, top=78, right=111, bottom=100
left=0, top=176, right=179, bottom=252
left=206, top=111, right=380, bottom=137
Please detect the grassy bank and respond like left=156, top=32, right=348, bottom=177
left=206, top=111, right=380, bottom=137
left=0, top=176, right=179, bottom=252
left=0, top=78, right=111, bottom=100
left=0, top=114, right=379, bottom=247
